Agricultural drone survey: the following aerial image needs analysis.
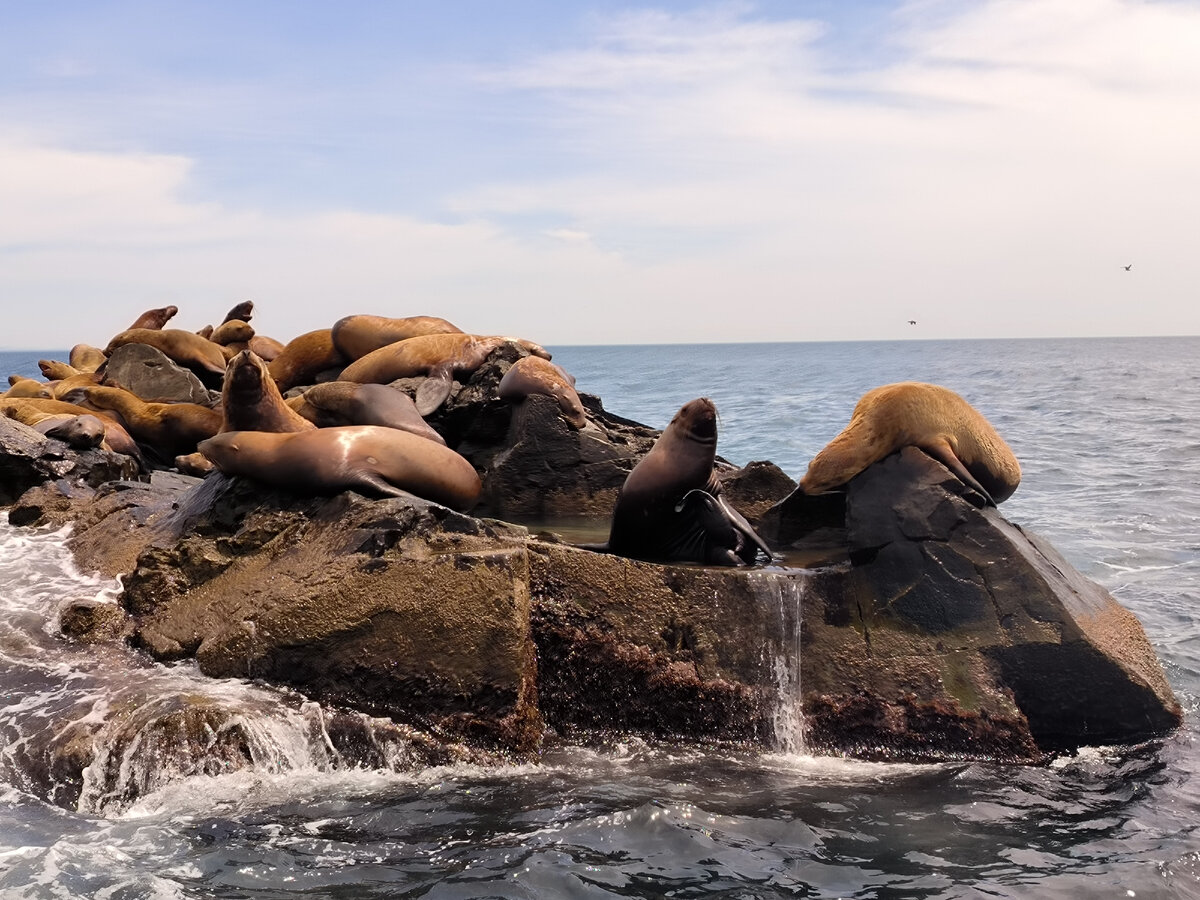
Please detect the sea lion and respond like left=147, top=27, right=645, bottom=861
left=106, top=328, right=229, bottom=382
left=221, top=350, right=315, bottom=434
left=340, top=333, right=552, bottom=415
left=267, top=329, right=347, bottom=392
left=129, top=305, right=178, bottom=330
left=69, top=344, right=108, bottom=373
left=287, top=381, right=446, bottom=445
left=63, top=385, right=221, bottom=461
left=246, top=335, right=285, bottom=362
left=210, top=319, right=255, bottom=346
left=3, top=377, right=52, bottom=400
left=606, top=398, right=770, bottom=566
left=174, top=451, right=215, bottom=477
left=32, top=413, right=108, bottom=450
left=799, top=381, right=1021, bottom=505
left=198, top=426, right=482, bottom=511
left=498, top=356, right=587, bottom=429
left=331, top=314, right=464, bottom=361
left=48, top=371, right=104, bottom=400
left=196, top=324, right=214, bottom=339
left=1, top=398, right=143, bottom=464
left=38, top=360, right=79, bottom=380
left=222, top=300, right=254, bottom=323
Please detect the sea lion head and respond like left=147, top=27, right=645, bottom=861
left=223, top=300, right=254, bottom=323
left=223, top=350, right=270, bottom=402
left=42, top=414, right=107, bottom=450
left=197, top=432, right=240, bottom=468
left=671, top=397, right=717, bottom=445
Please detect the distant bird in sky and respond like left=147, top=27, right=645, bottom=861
left=907, top=320, right=917, bottom=325
left=1123, top=264, right=1133, bottom=271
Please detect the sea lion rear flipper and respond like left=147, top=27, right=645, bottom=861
left=351, top=472, right=407, bottom=499
left=415, top=370, right=454, bottom=416
left=675, top=489, right=760, bottom=567
left=921, top=438, right=996, bottom=507
left=716, top=494, right=773, bottom=563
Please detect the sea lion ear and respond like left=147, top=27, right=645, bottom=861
left=415, top=370, right=453, bottom=416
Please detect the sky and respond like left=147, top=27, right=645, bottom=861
left=2, top=0, right=1199, bottom=349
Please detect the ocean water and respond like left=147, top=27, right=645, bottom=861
left=1, top=337, right=1198, bottom=899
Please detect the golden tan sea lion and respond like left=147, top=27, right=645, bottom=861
left=498, top=356, right=587, bottom=429
left=799, top=381, right=1021, bottom=505
left=69, top=344, right=108, bottom=373
left=198, top=425, right=482, bottom=511
left=38, top=360, right=79, bottom=380
left=210, top=319, right=255, bottom=346
left=106, top=328, right=230, bottom=381
left=3, top=377, right=53, bottom=399
left=221, top=350, right=315, bottom=434
left=606, top=397, right=770, bottom=566
left=330, top=314, right=464, bottom=361
left=246, top=335, right=285, bottom=362
left=63, top=385, right=221, bottom=460
left=340, top=333, right=552, bottom=415
left=267, top=329, right=347, bottom=392
left=31, top=413, right=108, bottom=450
left=287, top=381, right=445, bottom=444
left=129, top=305, right=179, bottom=330
left=48, top=371, right=104, bottom=400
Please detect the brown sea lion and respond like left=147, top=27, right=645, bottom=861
left=330, top=314, right=464, bottom=361
left=1, top=398, right=144, bottom=464
left=196, top=324, right=215, bottom=339
left=799, top=381, right=1021, bottom=505
left=267, top=329, right=347, bottom=392
left=48, top=371, right=104, bottom=400
left=211, top=319, right=255, bottom=346
left=106, top=328, right=229, bottom=381
left=246, top=335, right=285, bottom=362
left=174, top=452, right=215, bottom=477
left=287, top=382, right=445, bottom=445
left=38, top=360, right=79, bottom=380
left=3, top=377, right=52, bottom=399
left=198, top=426, right=482, bottom=511
left=222, top=350, right=315, bottom=434
left=606, top=398, right=770, bottom=566
left=32, top=414, right=108, bottom=450
left=69, top=344, right=108, bottom=373
left=498, top=356, right=587, bottom=429
left=129, top=305, right=179, bottom=330
left=340, top=333, right=552, bottom=415
left=222, top=300, right=254, bottom=323
left=63, top=385, right=221, bottom=460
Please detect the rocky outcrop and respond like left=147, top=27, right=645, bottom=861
left=102, top=342, right=216, bottom=405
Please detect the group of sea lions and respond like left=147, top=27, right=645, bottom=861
left=3, top=301, right=1022, bottom=568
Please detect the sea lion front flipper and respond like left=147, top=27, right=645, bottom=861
left=415, top=369, right=454, bottom=416
left=920, top=438, right=996, bottom=507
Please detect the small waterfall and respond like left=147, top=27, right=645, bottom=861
left=770, top=575, right=807, bottom=754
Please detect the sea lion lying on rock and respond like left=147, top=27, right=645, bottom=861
left=199, top=426, right=482, bottom=511
left=498, top=356, right=587, bottom=429
left=799, top=381, right=1021, bottom=506
left=287, top=382, right=445, bottom=445
left=605, top=397, right=770, bottom=566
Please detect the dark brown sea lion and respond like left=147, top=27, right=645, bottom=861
left=129, top=305, right=179, bottom=330
left=799, top=381, right=1021, bottom=505
left=287, top=382, right=445, bottom=445
left=105, top=328, right=229, bottom=381
left=222, top=300, right=254, bottom=323
left=267, top=329, right=347, bottom=392
left=63, top=385, right=221, bottom=460
left=69, top=344, right=108, bottom=373
left=198, top=426, right=482, bottom=511
left=330, top=314, right=464, bottom=361
left=340, top=333, right=552, bottom=415
left=222, top=350, right=315, bottom=434
left=498, top=356, right=587, bottom=429
left=606, top=398, right=770, bottom=566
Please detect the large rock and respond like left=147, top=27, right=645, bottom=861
left=103, top=342, right=216, bottom=405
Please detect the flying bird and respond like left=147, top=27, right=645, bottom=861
left=907, top=320, right=917, bottom=325
left=1123, top=264, right=1133, bottom=271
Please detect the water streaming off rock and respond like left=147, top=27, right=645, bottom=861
left=768, top=574, right=807, bottom=755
